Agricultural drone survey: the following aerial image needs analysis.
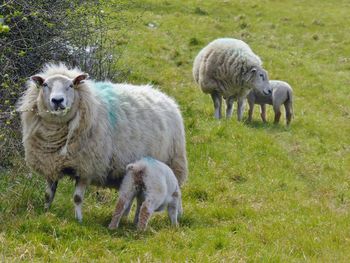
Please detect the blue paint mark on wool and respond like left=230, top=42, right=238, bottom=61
left=93, top=82, right=118, bottom=127
left=142, top=156, right=157, bottom=164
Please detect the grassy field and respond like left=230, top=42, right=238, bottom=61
left=1, top=0, right=350, bottom=261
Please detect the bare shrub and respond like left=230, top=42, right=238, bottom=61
left=0, top=0, right=134, bottom=169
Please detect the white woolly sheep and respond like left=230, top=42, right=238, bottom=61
left=247, top=80, right=293, bottom=125
left=17, top=63, right=188, bottom=222
left=193, top=38, right=272, bottom=120
left=108, top=157, right=182, bottom=231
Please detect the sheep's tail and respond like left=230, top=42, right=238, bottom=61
left=170, top=135, right=188, bottom=186
left=287, top=88, right=294, bottom=118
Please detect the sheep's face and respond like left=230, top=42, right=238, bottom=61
left=247, top=67, right=272, bottom=96
left=31, top=74, right=88, bottom=116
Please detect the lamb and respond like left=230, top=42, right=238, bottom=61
left=247, top=80, right=293, bottom=125
left=193, top=38, right=272, bottom=120
left=17, top=63, right=188, bottom=222
left=108, top=157, right=182, bottom=231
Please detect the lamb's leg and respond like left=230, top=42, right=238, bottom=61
left=133, top=195, right=143, bottom=225
left=273, top=104, right=282, bottom=124
left=73, top=178, right=88, bottom=223
left=177, top=193, right=183, bottom=220
left=108, top=194, right=135, bottom=230
left=123, top=202, right=133, bottom=218
left=284, top=101, right=293, bottom=126
left=168, top=191, right=181, bottom=227
left=44, top=179, right=58, bottom=210
left=260, top=104, right=267, bottom=123
left=137, top=200, right=155, bottom=231
left=211, top=91, right=222, bottom=119
left=237, top=97, right=246, bottom=121
left=248, top=101, right=254, bottom=122
left=225, top=96, right=235, bottom=119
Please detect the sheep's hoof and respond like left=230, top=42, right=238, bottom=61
left=108, top=223, right=117, bottom=230
left=44, top=203, right=51, bottom=211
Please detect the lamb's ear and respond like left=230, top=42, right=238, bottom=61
left=73, top=73, right=89, bottom=86
left=30, top=75, right=45, bottom=86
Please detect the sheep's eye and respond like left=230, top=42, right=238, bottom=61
left=259, top=74, right=264, bottom=80
left=43, top=83, right=48, bottom=88
left=69, top=84, right=73, bottom=88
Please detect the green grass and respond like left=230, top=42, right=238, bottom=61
left=1, top=0, right=350, bottom=261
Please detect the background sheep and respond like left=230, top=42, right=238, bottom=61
left=17, top=63, right=188, bottom=222
left=193, top=38, right=272, bottom=120
left=247, top=80, right=293, bottom=125
left=108, top=157, right=182, bottom=231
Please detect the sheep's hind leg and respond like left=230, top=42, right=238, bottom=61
left=273, top=104, right=282, bottom=124
left=44, top=179, right=58, bottom=210
left=133, top=194, right=144, bottom=225
left=168, top=191, right=180, bottom=227
left=73, top=178, right=88, bottom=223
left=109, top=195, right=135, bottom=230
left=225, top=96, right=235, bottom=119
left=211, top=91, right=222, bottom=119
left=284, top=101, right=293, bottom=126
left=137, top=200, right=155, bottom=231
left=237, top=97, right=246, bottom=121
left=260, top=104, right=267, bottom=123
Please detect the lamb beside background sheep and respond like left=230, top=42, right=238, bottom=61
left=17, top=63, right=188, bottom=222
left=247, top=80, right=293, bottom=125
left=108, top=157, right=182, bottom=231
left=193, top=38, right=272, bottom=120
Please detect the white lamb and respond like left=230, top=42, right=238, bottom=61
left=193, top=38, right=272, bottom=120
left=247, top=80, right=293, bottom=125
left=108, top=157, right=182, bottom=231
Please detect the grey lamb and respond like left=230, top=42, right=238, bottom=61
left=247, top=80, right=293, bottom=125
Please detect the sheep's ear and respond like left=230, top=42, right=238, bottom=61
left=73, top=73, right=89, bottom=86
left=244, top=68, right=257, bottom=82
left=30, top=75, right=45, bottom=86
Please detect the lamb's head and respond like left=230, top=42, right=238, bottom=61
left=31, top=73, right=88, bottom=118
left=245, top=67, right=271, bottom=96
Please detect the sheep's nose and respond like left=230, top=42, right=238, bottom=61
left=51, top=97, right=64, bottom=105
left=263, top=89, right=272, bottom=96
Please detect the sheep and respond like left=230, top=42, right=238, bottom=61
left=108, top=157, right=182, bottom=231
left=193, top=38, right=272, bottom=120
left=247, top=80, right=293, bottom=125
left=17, top=63, right=188, bottom=222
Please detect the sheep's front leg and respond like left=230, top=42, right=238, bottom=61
left=225, top=96, right=235, bottom=119
left=211, top=91, right=222, bottom=119
left=260, top=104, right=267, bottom=123
left=237, top=97, right=246, bottom=121
left=45, top=179, right=58, bottom=210
left=248, top=101, right=255, bottom=122
left=73, top=178, right=88, bottom=223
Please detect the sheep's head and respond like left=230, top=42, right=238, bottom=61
left=31, top=73, right=88, bottom=117
left=245, top=67, right=272, bottom=96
